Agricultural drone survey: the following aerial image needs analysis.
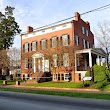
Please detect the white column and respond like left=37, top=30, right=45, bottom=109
left=33, top=58, right=36, bottom=73
left=100, top=56, right=103, bottom=66
left=96, top=55, right=100, bottom=65
left=38, top=59, right=41, bottom=72
left=89, top=51, right=92, bottom=67
left=42, top=57, right=45, bottom=72
left=105, top=56, right=108, bottom=67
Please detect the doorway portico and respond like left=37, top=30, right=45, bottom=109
left=31, top=53, right=49, bottom=73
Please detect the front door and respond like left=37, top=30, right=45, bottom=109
left=36, top=58, right=43, bottom=72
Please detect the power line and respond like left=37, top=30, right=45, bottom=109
left=20, top=3, right=110, bottom=35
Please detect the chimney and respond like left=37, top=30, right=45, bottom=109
left=86, top=21, right=90, bottom=26
left=75, top=12, right=80, bottom=21
left=27, top=26, right=33, bottom=33
left=86, top=21, right=90, bottom=29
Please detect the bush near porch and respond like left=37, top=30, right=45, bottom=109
left=85, top=65, right=110, bottom=89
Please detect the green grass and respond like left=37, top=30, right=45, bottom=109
left=26, top=82, right=83, bottom=88
left=0, top=80, right=16, bottom=85
left=0, top=87, right=110, bottom=100
left=0, top=80, right=3, bottom=84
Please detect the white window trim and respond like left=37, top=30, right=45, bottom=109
left=63, top=53, right=69, bottom=67
left=53, top=74, right=57, bottom=81
left=53, top=54, right=58, bottom=67
left=52, top=37, right=57, bottom=48
left=24, top=58, right=28, bottom=69
left=24, top=43, right=29, bottom=52
left=75, top=35, right=79, bottom=46
left=31, top=41, right=36, bottom=51
left=41, top=39, right=46, bottom=50
left=83, top=39, right=86, bottom=49
left=87, top=41, right=90, bottom=48
left=86, top=29, right=88, bottom=36
left=64, top=73, right=69, bottom=81
left=62, top=34, right=69, bottom=46
left=82, top=26, right=85, bottom=34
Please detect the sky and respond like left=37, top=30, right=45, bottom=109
left=0, top=0, right=110, bottom=48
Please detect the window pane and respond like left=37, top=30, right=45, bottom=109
left=75, top=34, right=79, bottom=46
left=41, top=39, right=46, bottom=50
left=86, top=29, right=88, bottom=36
left=87, top=41, right=89, bottom=48
left=62, top=35, right=68, bottom=46
left=24, top=43, right=29, bottom=52
left=32, top=41, right=36, bottom=51
left=52, top=54, right=58, bottom=67
left=83, top=39, right=86, bottom=49
left=52, top=37, right=57, bottom=48
left=63, top=53, right=69, bottom=67
left=24, top=58, right=28, bottom=68
left=82, top=26, right=85, bottom=34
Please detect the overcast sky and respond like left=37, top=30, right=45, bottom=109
left=0, top=0, right=110, bottom=48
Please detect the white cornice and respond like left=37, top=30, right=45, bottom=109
left=22, top=22, right=72, bottom=40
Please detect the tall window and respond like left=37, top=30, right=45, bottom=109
left=52, top=37, right=58, bottom=48
left=63, top=53, right=69, bottom=67
left=74, top=34, right=79, bottom=46
left=86, top=29, right=89, bottom=36
left=62, top=35, right=69, bottom=46
left=24, top=58, right=29, bottom=68
left=83, top=39, right=90, bottom=49
left=31, top=41, right=37, bottom=51
left=82, top=26, right=89, bottom=36
left=41, top=39, right=47, bottom=50
left=87, top=41, right=90, bottom=48
left=83, top=39, right=86, bottom=49
left=82, top=26, right=85, bottom=34
left=52, top=54, right=58, bottom=67
left=23, top=43, right=29, bottom=52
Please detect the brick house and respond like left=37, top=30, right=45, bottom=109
left=21, top=12, right=107, bottom=83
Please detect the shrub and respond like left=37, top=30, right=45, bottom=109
left=85, top=65, right=110, bottom=89
left=91, top=80, right=108, bottom=89
left=93, top=65, right=106, bottom=83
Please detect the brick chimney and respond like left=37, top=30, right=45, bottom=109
left=86, top=21, right=90, bottom=29
left=75, top=12, right=80, bottom=21
left=27, top=26, right=33, bottom=33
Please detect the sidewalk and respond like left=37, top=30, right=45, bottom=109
left=1, top=84, right=110, bottom=94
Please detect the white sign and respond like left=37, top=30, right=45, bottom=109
left=83, top=76, right=92, bottom=81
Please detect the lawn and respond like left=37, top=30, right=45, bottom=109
left=0, top=80, right=16, bottom=85
left=26, top=82, right=83, bottom=88
left=0, top=80, right=3, bottom=84
left=0, top=87, right=110, bottom=100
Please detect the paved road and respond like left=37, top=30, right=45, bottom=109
left=0, top=91, right=110, bottom=110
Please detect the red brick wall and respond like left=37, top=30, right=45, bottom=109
left=21, top=12, right=94, bottom=82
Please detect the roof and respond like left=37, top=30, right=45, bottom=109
left=75, top=48, right=107, bottom=57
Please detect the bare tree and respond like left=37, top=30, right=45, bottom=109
left=7, top=47, right=21, bottom=76
left=94, top=21, right=110, bottom=66
left=0, top=49, right=10, bottom=67
left=0, top=49, right=10, bottom=76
